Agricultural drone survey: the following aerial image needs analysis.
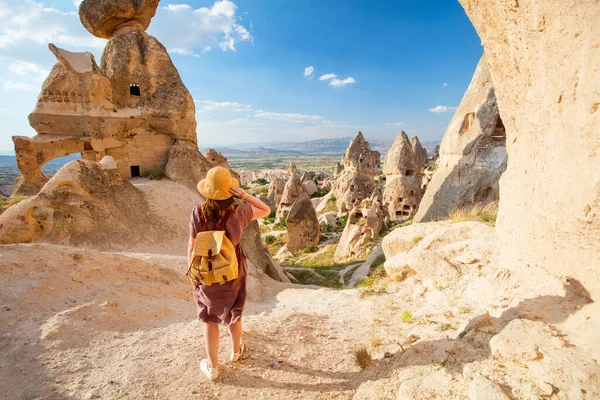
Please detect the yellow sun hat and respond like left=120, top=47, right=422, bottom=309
left=197, top=166, right=240, bottom=200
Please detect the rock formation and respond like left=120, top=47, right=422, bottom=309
left=285, top=193, right=320, bottom=252
left=268, top=177, right=286, bottom=209
left=165, top=143, right=212, bottom=193
left=0, top=158, right=167, bottom=248
left=334, top=197, right=384, bottom=262
left=330, top=132, right=379, bottom=213
left=458, top=0, right=600, bottom=300
left=411, top=136, right=428, bottom=174
left=237, top=170, right=290, bottom=186
left=414, top=56, right=506, bottom=223
left=303, top=180, right=318, bottom=197
left=203, top=149, right=230, bottom=169
left=13, top=0, right=197, bottom=195
left=276, top=172, right=304, bottom=221
left=382, top=131, right=423, bottom=221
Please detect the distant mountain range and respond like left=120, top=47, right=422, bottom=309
left=213, top=137, right=440, bottom=157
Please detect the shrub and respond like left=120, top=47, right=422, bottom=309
left=330, top=195, right=337, bottom=202
left=258, top=187, right=268, bottom=195
left=339, top=213, right=349, bottom=227
left=401, top=311, right=414, bottom=323
left=354, top=346, right=372, bottom=369
left=265, top=235, right=276, bottom=245
left=274, top=215, right=287, bottom=230
left=141, top=167, right=166, bottom=180
left=448, top=202, right=498, bottom=225
left=253, top=178, right=269, bottom=185
left=263, top=210, right=276, bottom=224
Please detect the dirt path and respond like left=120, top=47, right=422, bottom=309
left=3, top=242, right=599, bottom=400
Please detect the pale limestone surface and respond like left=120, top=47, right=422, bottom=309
left=414, top=56, right=506, bottom=223
left=459, top=0, right=600, bottom=300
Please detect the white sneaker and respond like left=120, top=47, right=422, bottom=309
left=230, top=341, right=245, bottom=362
left=200, top=359, right=219, bottom=381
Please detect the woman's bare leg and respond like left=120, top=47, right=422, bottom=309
left=204, top=322, right=219, bottom=368
left=228, top=319, right=243, bottom=353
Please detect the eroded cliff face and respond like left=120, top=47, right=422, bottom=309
left=414, top=56, right=506, bottom=223
left=459, top=0, right=600, bottom=299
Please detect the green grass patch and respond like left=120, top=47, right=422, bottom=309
left=265, top=233, right=287, bottom=256
left=264, top=235, right=276, bottom=245
left=262, top=210, right=276, bottom=224
left=285, top=268, right=343, bottom=289
left=273, top=215, right=287, bottom=230
left=141, top=167, right=166, bottom=180
left=0, top=195, right=27, bottom=212
left=253, top=178, right=269, bottom=185
left=448, top=202, right=498, bottom=226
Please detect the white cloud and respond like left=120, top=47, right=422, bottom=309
left=195, top=99, right=253, bottom=112
left=330, top=77, right=356, bottom=87
left=428, top=105, right=457, bottom=113
left=385, top=122, right=404, bottom=126
left=2, top=80, right=38, bottom=92
left=150, top=1, right=253, bottom=55
left=0, top=0, right=106, bottom=50
left=73, top=0, right=82, bottom=7
left=254, top=109, right=324, bottom=123
left=8, top=61, right=49, bottom=82
left=304, top=66, right=314, bottom=78
left=318, top=73, right=336, bottom=81
left=442, top=82, right=448, bottom=87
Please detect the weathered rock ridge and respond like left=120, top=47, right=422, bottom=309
left=414, top=55, right=506, bottom=222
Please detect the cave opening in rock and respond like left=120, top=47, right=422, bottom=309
left=130, top=165, right=140, bottom=177
left=405, top=170, right=415, bottom=176
left=130, top=84, right=141, bottom=96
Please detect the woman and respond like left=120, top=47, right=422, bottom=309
left=188, top=166, right=271, bottom=381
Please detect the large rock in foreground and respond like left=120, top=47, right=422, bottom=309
left=459, top=0, right=600, bottom=299
left=0, top=158, right=167, bottom=248
left=414, top=55, right=506, bottom=223
left=383, top=221, right=498, bottom=286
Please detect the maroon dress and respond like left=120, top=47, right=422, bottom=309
left=189, top=203, right=254, bottom=326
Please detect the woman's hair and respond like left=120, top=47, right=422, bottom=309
left=201, top=197, right=236, bottom=221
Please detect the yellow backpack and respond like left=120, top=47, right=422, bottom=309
left=187, top=208, right=239, bottom=286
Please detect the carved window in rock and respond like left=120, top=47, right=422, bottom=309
left=405, top=170, right=415, bottom=176
left=130, top=84, right=141, bottom=97
left=403, top=205, right=411, bottom=210
left=84, top=142, right=93, bottom=151
left=398, top=197, right=403, bottom=202
left=460, top=112, right=475, bottom=134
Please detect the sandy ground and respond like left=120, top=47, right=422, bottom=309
left=2, top=234, right=598, bottom=399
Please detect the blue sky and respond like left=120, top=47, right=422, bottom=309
left=0, top=0, right=482, bottom=152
